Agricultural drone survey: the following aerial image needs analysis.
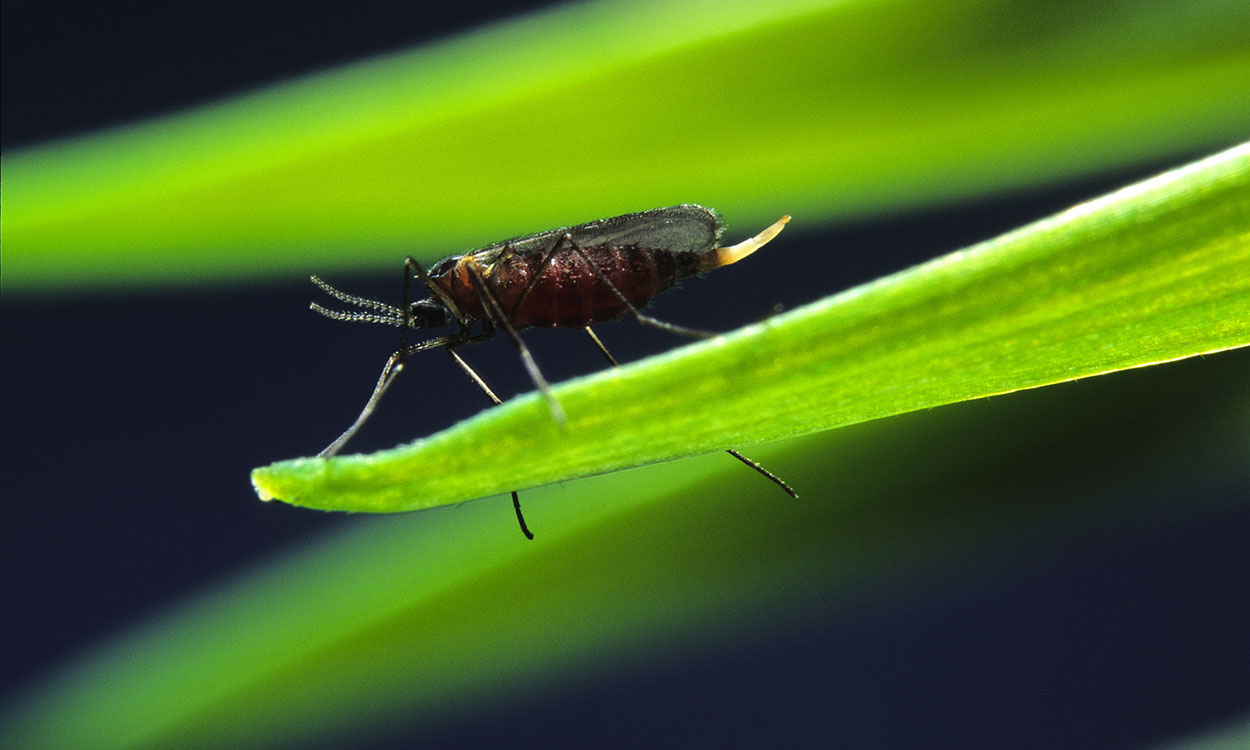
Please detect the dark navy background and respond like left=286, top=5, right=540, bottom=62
left=3, top=2, right=1247, bottom=747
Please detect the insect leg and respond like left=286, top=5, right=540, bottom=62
left=566, top=240, right=716, bottom=340
left=444, top=348, right=534, bottom=540
left=319, top=329, right=485, bottom=457
left=723, top=449, right=798, bottom=499
left=583, top=325, right=618, bottom=366
left=319, top=351, right=406, bottom=457
left=582, top=326, right=797, bottom=499
left=462, top=259, right=567, bottom=426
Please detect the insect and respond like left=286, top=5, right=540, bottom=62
left=310, top=204, right=795, bottom=538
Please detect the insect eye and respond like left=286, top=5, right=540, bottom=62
left=411, top=300, right=449, bottom=327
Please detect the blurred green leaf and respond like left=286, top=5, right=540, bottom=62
left=1153, top=717, right=1250, bottom=750
left=3, top=0, right=1249, bottom=293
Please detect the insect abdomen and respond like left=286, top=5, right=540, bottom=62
left=492, top=244, right=701, bottom=328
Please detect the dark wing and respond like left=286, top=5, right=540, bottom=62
left=476, top=205, right=724, bottom=258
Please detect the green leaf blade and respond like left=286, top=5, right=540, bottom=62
left=252, top=142, right=1250, bottom=512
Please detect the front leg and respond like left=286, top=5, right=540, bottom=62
left=318, top=327, right=488, bottom=457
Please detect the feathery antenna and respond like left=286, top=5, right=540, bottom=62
left=310, top=275, right=405, bottom=326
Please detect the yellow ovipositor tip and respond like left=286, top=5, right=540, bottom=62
left=702, top=214, right=790, bottom=270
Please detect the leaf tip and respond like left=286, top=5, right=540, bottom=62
left=250, top=467, right=280, bottom=503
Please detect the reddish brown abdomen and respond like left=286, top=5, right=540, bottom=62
left=439, top=244, right=702, bottom=329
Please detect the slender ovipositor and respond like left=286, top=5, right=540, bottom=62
left=307, top=205, right=794, bottom=539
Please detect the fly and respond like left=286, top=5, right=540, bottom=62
left=310, top=204, right=795, bottom=538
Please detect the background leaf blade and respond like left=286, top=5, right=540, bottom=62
left=4, top=0, right=1250, bottom=294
